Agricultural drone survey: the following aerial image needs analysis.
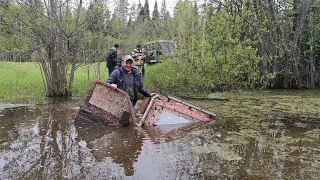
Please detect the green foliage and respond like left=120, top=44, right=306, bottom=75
left=141, top=0, right=150, bottom=20
left=144, top=48, right=259, bottom=95
left=152, top=1, right=160, bottom=20
left=173, top=1, right=202, bottom=61
left=2, top=0, right=319, bottom=98
left=87, top=3, right=106, bottom=33
left=154, top=5, right=261, bottom=93
left=0, top=3, right=32, bottom=62
left=207, top=11, right=260, bottom=89
left=305, top=1, right=320, bottom=64
left=144, top=61, right=191, bottom=94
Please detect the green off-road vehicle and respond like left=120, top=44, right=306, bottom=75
left=144, top=40, right=178, bottom=65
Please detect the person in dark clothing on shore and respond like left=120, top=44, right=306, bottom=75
left=106, top=44, right=120, bottom=75
left=107, top=55, right=156, bottom=107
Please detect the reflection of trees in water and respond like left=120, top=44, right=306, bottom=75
left=0, top=106, right=35, bottom=143
left=2, top=99, right=320, bottom=178
left=0, top=101, right=113, bottom=179
left=0, top=101, right=195, bottom=178
left=189, top=123, right=320, bottom=179
left=0, top=106, right=44, bottom=179
left=75, top=125, right=143, bottom=176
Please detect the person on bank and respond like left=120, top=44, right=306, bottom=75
left=107, top=55, right=156, bottom=107
left=106, top=44, right=121, bottom=75
left=131, top=44, right=145, bottom=76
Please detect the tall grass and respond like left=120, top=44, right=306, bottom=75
left=0, top=62, right=43, bottom=103
left=72, top=63, right=109, bottom=95
left=0, top=62, right=110, bottom=103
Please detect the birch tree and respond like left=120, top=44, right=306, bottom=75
left=2, top=0, right=92, bottom=97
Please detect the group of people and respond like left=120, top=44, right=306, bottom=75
left=106, top=44, right=145, bottom=76
left=105, top=44, right=156, bottom=107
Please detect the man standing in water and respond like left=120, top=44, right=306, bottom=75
left=107, top=55, right=156, bottom=107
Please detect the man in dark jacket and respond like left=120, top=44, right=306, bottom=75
left=107, top=55, right=156, bottom=106
left=106, top=44, right=120, bottom=75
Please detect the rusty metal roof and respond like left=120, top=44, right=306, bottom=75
left=75, top=80, right=135, bottom=125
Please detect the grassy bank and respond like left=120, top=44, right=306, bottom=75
left=0, top=62, right=109, bottom=103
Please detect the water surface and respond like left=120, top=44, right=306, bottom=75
left=0, top=91, right=319, bottom=179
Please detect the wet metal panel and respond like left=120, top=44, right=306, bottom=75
left=75, top=80, right=135, bottom=125
left=139, top=95, right=216, bottom=126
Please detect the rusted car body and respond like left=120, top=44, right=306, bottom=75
left=75, top=80, right=135, bottom=125
left=139, top=95, right=216, bottom=126
left=75, top=80, right=216, bottom=126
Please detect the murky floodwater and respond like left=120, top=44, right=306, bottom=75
left=0, top=91, right=320, bottom=179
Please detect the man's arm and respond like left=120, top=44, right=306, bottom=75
left=107, top=69, right=119, bottom=89
left=134, top=72, right=151, bottom=97
left=107, top=69, right=118, bottom=84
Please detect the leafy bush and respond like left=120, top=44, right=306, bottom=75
left=144, top=45, right=261, bottom=96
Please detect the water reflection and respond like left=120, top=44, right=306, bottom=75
left=0, top=100, right=79, bottom=179
left=0, top=100, right=201, bottom=179
left=1, top=93, right=320, bottom=179
left=142, top=122, right=209, bottom=144
left=75, top=124, right=143, bottom=176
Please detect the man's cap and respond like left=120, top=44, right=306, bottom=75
left=122, top=55, right=134, bottom=62
left=136, top=44, right=141, bottom=48
left=114, top=44, right=120, bottom=48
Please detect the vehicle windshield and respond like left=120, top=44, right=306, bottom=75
left=145, top=40, right=177, bottom=53
left=159, top=41, right=176, bottom=52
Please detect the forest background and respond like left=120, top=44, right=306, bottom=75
left=0, top=0, right=319, bottom=100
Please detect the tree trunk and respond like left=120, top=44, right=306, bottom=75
left=268, top=0, right=310, bottom=88
left=68, top=0, right=83, bottom=92
left=44, top=0, right=69, bottom=96
left=290, top=0, right=310, bottom=87
left=21, top=0, right=86, bottom=97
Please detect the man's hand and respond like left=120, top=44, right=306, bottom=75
left=150, top=93, right=157, bottom=97
left=110, top=84, right=117, bottom=90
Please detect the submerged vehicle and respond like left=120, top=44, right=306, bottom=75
left=75, top=80, right=216, bottom=127
left=75, top=80, right=135, bottom=126
left=144, top=40, right=178, bottom=64
left=138, top=95, right=216, bottom=126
